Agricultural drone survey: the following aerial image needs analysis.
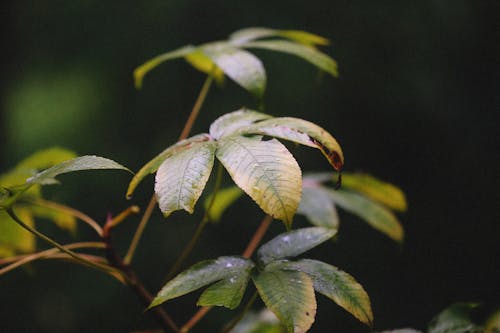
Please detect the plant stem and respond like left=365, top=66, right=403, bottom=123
left=124, top=75, right=214, bottom=266
left=6, top=207, right=119, bottom=275
left=180, top=215, right=274, bottom=333
left=165, top=162, right=223, bottom=281
left=220, top=291, right=259, bottom=333
left=31, top=198, right=104, bottom=236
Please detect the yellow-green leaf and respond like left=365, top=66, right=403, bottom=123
left=229, top=27, right=329, bottom=47
left=0, top=207, right=35, bottom=257
left=209, top=108, right=271, bottom=140
left=485, top=308, right=500, bottom=333
left=197, top=269, right=252, bottom=309
left=278, top=30, right=330, bottom=47
left=30, top=205, right=77, bottom=233
left=155, top=140, right=217, bottom=217
left=184, top=49, right=225, bottom=83
left=340, top=173, right=407, bottom=212
left=204, top=186, right=243, bottom=223
left=216, top=136, right=302, bottom=227
left=16, top=147, right=77, bottom=171
left=278, top=259, right=373, bottom=326
left=253, top=268, right=316, bottom=333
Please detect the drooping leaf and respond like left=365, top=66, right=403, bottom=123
left=243, top=40, right=338, bottom=77
left=253, top=268, right=316, bottom=333
left=204, top=186, right=244, bottom=223
left=340, top=173, right=407, bottom=212
left=428, top=303, right=482, bottom=333
left=155, top=140, right=217, bottom=217
left=184, top=49, right=225, bottom=83
left=277, top=259, right=373, bottom=326
left=327, top=188, right=404, bottom=242
left=297, top=186, right=339, bottom=229
left=202, top=42, right=266, bottom=98
left=229, top=27, right=329, bottom=47
left=0, top=207, right=35, bottom=257
left=197, top=267, right=253, bottom=309
left=216, top=136, right=302, bottom=227
left=133, top=45, right=195, bottom=89
left=149, top=256, right=254, bottom=309
left=277, top=30, right=330, bottom=47
left=27, top=156, right=131, bottom=186
left=209, top=109, right=271, bottom=140
left=238, top=117, right=344, bottom=171
left=126, top=133, right=212, bottom=199
left=257, top=227, right=336, bottom=266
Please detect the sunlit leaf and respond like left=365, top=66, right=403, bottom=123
left=204, top=186, right=243, bottom=223
left=297, top=186, right=339, bottom=229
left=127, top=133, right=212, bottom=199
left=27, top=156, right=130, bottom=186
left=0, top=207, right=35, bottom=257
left=202, top=42, right=266, bottom=98
left=209, top=109, right=271, bottom=140
left=340, top=173, right=407, bottom=212
left=327, top=189, right=404, bottom=242
left=149, top=256, right=254, bottom=308
left=229, top=27, right=329, bottom=47
left=257, top=227, right=336, bottom=266
left=197, top=267, right=253, bottom=309
left=253, top=268, right=316, bottom=333
left=243, top=40, right=338, bottom=77
left=238, top=117, right=344, bottom=171
left=16, top=147, right=77, bottom=171
left=155, top=140, right=217, bottom=217
left=484, top=308, right=500, bottom=333
left=216, top=136, right=302, bottom=227
left=278, top=30, right=330, bottom=47
left=277, top=259, right=373, bottom=326
left=30, top=205, right=77, bottom=233
left=428, top=303, right=482, bottom=333
left=184, top=49, right=225, bottom=83
left=133, top=45, right=195, bottom=89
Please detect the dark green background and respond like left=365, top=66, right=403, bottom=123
left=1, top=1, right=498, bottom=332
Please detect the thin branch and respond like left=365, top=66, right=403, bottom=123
left=124, top=196, right=157, bottom=265
left=105, top=205, right=140, bottom=230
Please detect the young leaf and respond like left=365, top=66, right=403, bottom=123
left=257, top=227, right=336, bottom=266
left=209, top=109, right=271, bottom=140
left=202, top=42, right=266, bottom=98
left=327, top=189, right=404, bottom=242
left=155, top=140, right=217, bottom=217
left=133, top=45, right=195, bottom=89
left=126, top=133, right=212, bottom=199
left=297, top=186, right=339, bottom=229
left=277, top=259, right=373, bottom=326
left=27, top=156, right=131, bottom=186
left=340, top=173, right=407, bottom=212
left=253, top=268, right=316, bottom=333
left=149, top=256, right=254, bottom=309
left=216, top=136, right=302, bottom=227
left=204, top=186, right=243, bottom=223
left=242, top=41, right=338, bottom=77
left=197, top=270, right=252, bottom=309
left=428, top=303, right=482, bottom=333
left=238, top=117, right=344, bottom=171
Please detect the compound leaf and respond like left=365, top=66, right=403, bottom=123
left=209, top=109, right=271, bottom=140
left=155, top=140, right=217, bottom=217
left=184, top=49, right=225, bottom=83
left=149, top=256, right=254, bottom=309
left=216, top=136, right=301, bottom=227
left=229, top=27, right=329, bottom=47
left=278, top=259, right=373, bottom=326
left=253, top=268, right=316, bottom=333
left=257, top=227, right=336, bottom=266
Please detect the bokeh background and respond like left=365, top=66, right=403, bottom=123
left=1, top=1, right=499, bottom=332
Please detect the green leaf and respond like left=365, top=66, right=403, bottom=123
left=340, top=173, right=407, bottom=212
left=230, top=309, right=285, bottom=333
left=197, top=269, right=253, bottom=309
left=327, top=189, right=404, bottom=242
left=216, top=136, right=302, bottom=227
left=277, top=30, right=330, bottom=47
left=0, top=207, right=35, bottom=257
left=209, top=108, right=271, bottom=140
left=428, top=303, right=482, bottom=333
left=253, top=268, right=316, bottom=333
left=16, top=147, right=77, bottom=171
left=277, top=259, right=373, bottom=326
left=229, top=27, right=329, bottom=47
left=243, top=40, right=338, bottom=77
left=204, top=186, right=243, bottom=223
left=257, top=227, right=336, bottom=266
left=238, top=117, right=344, bottom=171
left=149, top=256, right=254, bottom=308
left=184, top=49, right=225, bottom=83
left=27, top=156, right=131, bottom=186
left=202, top=42, right=266, bottom=98
left=30, top=205, right=77, bottom=233
left=133, top=45, right=195, bottom=89
left=126, top=133, right=212, bottom=199
left=297, top=185, right=339, bottom=229
left=155, top=140, right=217, bottom=217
